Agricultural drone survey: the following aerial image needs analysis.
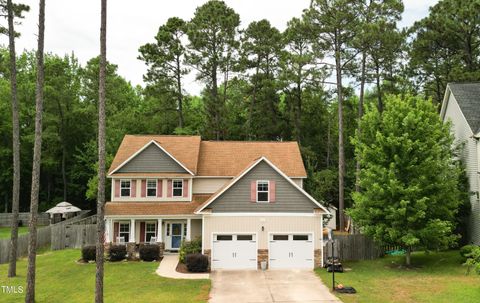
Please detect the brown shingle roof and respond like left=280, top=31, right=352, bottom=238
left=108, top=136, right=307, bottom=177
left=105, top=194, right=210, bottom=216
left=197, top=141, right=306, bottom=177
left=108, top=135, right=201, bottom=175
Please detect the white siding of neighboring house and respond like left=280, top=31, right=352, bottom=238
left=443, top=93, right=480, bottom=245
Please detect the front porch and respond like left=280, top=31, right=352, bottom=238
left=105, top=216, right=202, bottom=251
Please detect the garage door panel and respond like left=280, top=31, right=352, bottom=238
left=212, top=234, right=257, bottom=270
left=269, top=233, right=314, bottom=269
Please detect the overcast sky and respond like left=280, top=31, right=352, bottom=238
left=0, top=0, right=440, bottom=94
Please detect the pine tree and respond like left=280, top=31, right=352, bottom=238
left=25, top=0, right=45, bottom=301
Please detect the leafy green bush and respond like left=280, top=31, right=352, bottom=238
left=109, top=245, right=127, bottom=261
left=464, top=246, right=480, bottom=274
left=81, top=245, right=96, bottom=261
left=460, top=245, right=477, bottom=260
left=186, top=253, right=209, bottom=272
left=139, top=244, right=160, bottom=261
left=179, top=238, right=201, bottom=263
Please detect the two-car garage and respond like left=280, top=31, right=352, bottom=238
left=210, top=232, right=315, bottom=270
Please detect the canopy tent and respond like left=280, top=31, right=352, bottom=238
left=46, top=202, right=81, bottom=219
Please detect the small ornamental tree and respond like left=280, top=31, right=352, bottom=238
left=349, top=95, right=461, bottom=266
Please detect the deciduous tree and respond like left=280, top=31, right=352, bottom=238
left=350, top=95, right=461, bottom=265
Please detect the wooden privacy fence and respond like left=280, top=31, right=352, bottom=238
left=0, top=212, right=50, bottom=227
left=323, top=234, right=384, bottom=261
left=0, top=214, right=97, bottom=264
left=50, top=224, right=97, bottom=250
left=0, top=226, right=52, bottom=264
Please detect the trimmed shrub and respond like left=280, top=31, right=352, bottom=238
left=179, top=238, right=201, bottom=263
left=109, top=245, right=127, bottom=261
left=186, top=253, right=209, bottom=273
left=460, top=245, right=478, bottom=260
left=82, top=245, right=96, bottom=261
left=139, top=244, right=160, bottom=261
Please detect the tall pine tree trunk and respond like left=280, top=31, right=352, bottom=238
left=7, top=0, right=20, bottom=278
left=375, top=62, right=383, bottom=112
left=334, top=38, right=345, bottom=232
left=25, top=0, right=45, bottom=301
left=176, top=55, right=184, bottom=128
left=95, top=1, right=107, bottom=302
left=355, top=52, right=366, bottom=193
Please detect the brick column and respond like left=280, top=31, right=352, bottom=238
left=314, top=249, right=322, bottom=268
left=257, top=249, right=268, bottom=270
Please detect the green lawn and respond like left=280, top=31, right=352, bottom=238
left=0, top=249, right=210, bottom=303
left=316, top=250, right=480, bottom=303
left=0, top=227, right=29, bottom=240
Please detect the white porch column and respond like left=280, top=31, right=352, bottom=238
left=186, top=218, right=191, bottom=241
left=157, top=219, right=163, bottom=242
left=105, top=219, right=111, bottom=243
left=130, top=219, right=135, bottom=243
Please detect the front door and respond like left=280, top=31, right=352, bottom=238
left=171, top=223, right=183, bottom=249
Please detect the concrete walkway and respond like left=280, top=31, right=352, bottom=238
left=209, top=269, right=341, bottom=303
left=156, top=254, right=210, bottom=279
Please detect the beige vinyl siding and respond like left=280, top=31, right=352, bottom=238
left=192, top=178, right=231, bottom=194
left=191, top=219, right=202, bottom=240
left=208, top=161, right=318, bottom=213
left=203, top=215, right=323, bottom=250
left=444, top=93, right=480, bottom=245
left=117, top=143, right=187, bottom=173
left=291, top=178, right=303, bottom=188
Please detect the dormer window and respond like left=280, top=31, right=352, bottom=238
left=257, top=181, right=269, bottom=202
left=120, top=180, right=131, bottom=197
left=172, top=179, right=183, bottom=197
left=146, top=179, right=157, bottom=197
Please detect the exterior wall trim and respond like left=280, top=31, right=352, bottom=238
left=195, top=157, right=329, bottom=214
left=105, top=214, right=201, bottom=219
left=109, top=140, right=194, bottom=176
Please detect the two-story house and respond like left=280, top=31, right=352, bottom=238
left=440, top=83, right=480, bottom=245
left=104, top=135, right=329, bottom=269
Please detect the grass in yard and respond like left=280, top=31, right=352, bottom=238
left=0, top=227, right=29, bottom=239
left=0, top=249, right=210, bottom=303
left=316, top=250, right=480, bottom=303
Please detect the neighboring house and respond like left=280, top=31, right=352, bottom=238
left=440, top=83, right=480, bottom=245
left=105, top=135, right=329, bottom=269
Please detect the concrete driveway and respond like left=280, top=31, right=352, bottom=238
left=209, top=270, right=341, bottom=303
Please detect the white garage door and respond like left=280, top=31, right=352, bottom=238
left=212, top=234, right=257, bottom=270
left=269, top=233, right=314, bottom=269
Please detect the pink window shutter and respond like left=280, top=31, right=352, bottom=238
left=114, top=180, right=120, bottom=198
left=113, top=222, right=119, bottom=243
left=183, top=179, right=189, bottom=198
left=140, top=222, right=145, bottom=242
left=167, top=180, right=172, bottom=198
left=141, top=180, right=146, bottom=198
left=157, top=180, right=162, bottom=197
left=131, top=180, right=136, bottom=198
left=269, top=181, right=276, bottom=203
left=250, top=181, right=256, bottom=202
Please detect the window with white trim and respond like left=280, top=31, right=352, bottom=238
left=119, top=222, right=130, bottom=242
left=173, top=179, right=183, bottom=197
left=120, top=180, right=131, bottom=197
left=257, top=180, right=269, bottom=202
left=147, top=179, right=157, bottom=197
left=145, top=222, right=156, bottom=242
